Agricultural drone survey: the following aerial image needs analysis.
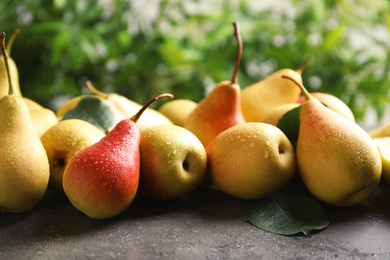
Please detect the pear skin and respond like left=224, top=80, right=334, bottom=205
left=283, top=75, right=382, bottom=207
left=30, top=108, right=59, bottom=137
left=41, top=119, right=106, bottom=193
left=0, top=32, right=49, bottom=212
left=206, top=122, right=296, bottom=200
left=62, top=94, right=173, bottom=219
left=158, top=99, right=197, bottom=127
left=139, top=124, right=207, bottom=200
left=297, top=92, right=355, bottom=122
left=0, top=29, right=22, bottom=99
left=368, top=123, right=390, bottom=139
left=241, top=58, right=310, bottom=122
left=184, top=22, right=246, bottom=147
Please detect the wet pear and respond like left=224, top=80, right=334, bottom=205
left=0, top=32, right=49, bottom=212
left=283, top=75, right=382, bottom=207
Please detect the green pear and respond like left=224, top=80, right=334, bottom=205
left=241, top=57, right=310, bottom=122
left=40, top=119, right=106, bottom=193
left=373, top=137, right=390, bottom=185
left=283, top=75, right=382, bottom=207
left=184, top=22, right=246, bottom=147
left=63, top=94, right=173, bottom=219
left=139, top=124, right=207, bottom=200
left=158, top=99, right=197, bottom=127
left=206, top=122, right=296, bottom=200
left=0, top=29, right=22, bottom=99
left=0, top=32, right=49, bottom=212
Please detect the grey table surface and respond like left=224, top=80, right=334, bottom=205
left=1, top=177, right=390, bottom=260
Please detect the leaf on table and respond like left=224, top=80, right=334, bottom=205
left=277, top=106, right=301, bottom=149
left=248, top=193, right=329, bottom=237
left=62, top=96, right=116, bottom=133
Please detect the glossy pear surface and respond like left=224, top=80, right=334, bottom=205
left=373, top=137, right=390, bottom=185
left=297, top=92, right=355, bottom=122
left=207, top=122, right=296, bottom=200
left=139, top=125, right=207, bottom=200
left=0, top=95, right=50, bottom=212
left=0, top=55, right=21, bottom=99
left=30, top=108, right=58, bottom=137
left=297, top=97, right=381, bottom=207
left=41, top=119, right=105, bottom=192
left=241, top=68, right=303, bottom=122
left=158, top=99, right=197, bottom=127
left=63, top=119, right=141, bottom=219
left=262, top=103, right=300, bottom=126
left=184, top=81, right=245, bottom=147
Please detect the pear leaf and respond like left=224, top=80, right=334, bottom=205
left=248, top=193, right=329, bottom=237
left=62, top=96, right=116, bottom=133
left=276, top=106, right=301, bottom=149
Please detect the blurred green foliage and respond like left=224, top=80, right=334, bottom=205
left=1, top=0, right=389, bottom=123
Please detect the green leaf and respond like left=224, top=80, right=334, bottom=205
left=276, top=106, right=301, bottom=149
left=62, top=97, right=116, bottom=133
left=248, top=193, right=329, bottom=237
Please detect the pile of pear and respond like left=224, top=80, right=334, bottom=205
left=1, top=22, right=389, bottom=221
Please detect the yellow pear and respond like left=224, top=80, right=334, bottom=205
left=297, top=92, right=355, bottom=122
left=206, top=122, right=296, bottom=200
left=262, top=103, right=300, bottom=126
left=0, top=29, right=22, bottom=99
left=57, top=81, right=173, bottom=130
left=241, top=57, right=310, bottom=122
left=24, top=97, right=43, bottom=111
left=373, top=137, right=390, bottom=185
left=40, top=119, right=106, bottom=192
left=0, top=32, right=49, bottom=212
left=283, top=75, right=382, bottom=207
left=158, top=99, right=197, bottom=127
left=368, top=123, right=390, bottom=139
left=30, top=108, right=58, bottom=137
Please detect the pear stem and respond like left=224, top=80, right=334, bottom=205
left=6, top=29, right=20, bottom=56
left=130, top=93, right=174, bottom=123
left=295, top=56, right=311, bottom=74
left=281, top=75, right=312, bottom=101
left=83, top=80, right=109, bottom=99
left=230, top=21, right=242, bottom=85
left=0, top=32, right=15, bottom=96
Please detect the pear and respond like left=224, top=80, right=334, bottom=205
left=373, top=137, right=390, bottom=185
left=139, top=124, right=207, bottom=200
left=262, top=103, right=300, bottom=126
left=0, top=29, right=22, bottom=99
left=41, top=119, right=106, bottom=193
left=206, top=122, right=296, bottom=200
left=184, top=22, right=246, bottom=147
left=297, top=92, right=355, bottom=122
left=283, top=75, right=382, bottom=207
left=158, top=99, right=197, bottom=127
left=62, top=93, right=173, bottom=219
left=30, top=107, right=59, bottom=137
left=57, top=81, right=173, bottom=130
left=368, top=123, right=390, bottom=139
left=241, top=57, right=310, bottom=122
left=0, top=32, right=50, bottom=212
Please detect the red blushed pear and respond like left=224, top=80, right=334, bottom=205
left=282, top=75, right=381, bottom=207
left=184, top=21, right=246, bottom=147
left=62, top=93, right=174, bottom=220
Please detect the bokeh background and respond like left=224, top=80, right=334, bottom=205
left=1, top=0, right=389, bottom=128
